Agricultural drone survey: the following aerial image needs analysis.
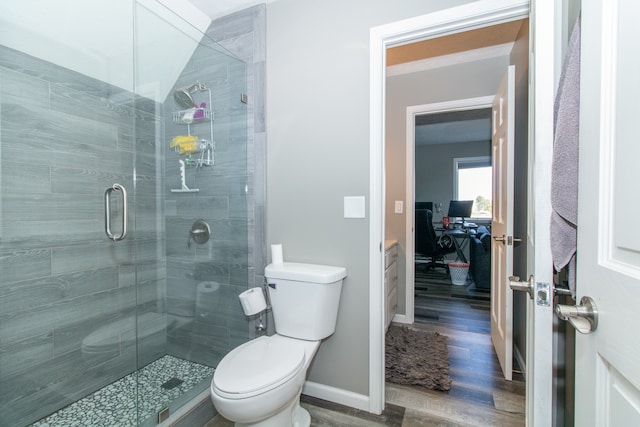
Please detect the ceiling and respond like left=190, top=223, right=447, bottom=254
left=387, top=20, right=524, bottom=66
left=415, top=109, right=492, bottom=146
left=186, top=0, right=273, bottom=19
left=391, top=20, right=526, bottom=146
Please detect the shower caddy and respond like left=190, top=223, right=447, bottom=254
left=170, top=82, right=214, bottom=193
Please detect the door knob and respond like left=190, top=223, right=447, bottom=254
left=556, top=296, right=598, bottom=334
left=509, top=275, right=534, bottom=299
left=493, top=235, right=506, bottom=243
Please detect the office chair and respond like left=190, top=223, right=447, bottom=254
left=415, top=209, right=456, bottom=272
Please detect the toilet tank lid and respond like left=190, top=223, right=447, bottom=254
left=265, top=262, right=346, bottom=283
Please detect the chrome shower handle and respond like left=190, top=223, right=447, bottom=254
left=104, top=183, right=128, bottom=241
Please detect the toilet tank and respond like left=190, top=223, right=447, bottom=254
left=265, top=262, right=346, bottom=341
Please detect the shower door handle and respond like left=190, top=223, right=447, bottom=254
left=104, top=184, right=128, bottom=241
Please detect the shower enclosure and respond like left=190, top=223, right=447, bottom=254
left=0, top=1, right=251, bottom=426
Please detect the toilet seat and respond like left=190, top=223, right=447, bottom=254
left=213, top=335, right=305, bottom=399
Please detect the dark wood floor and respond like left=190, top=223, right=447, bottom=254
left=206, top=268, right=525, bottom=426
left=390, top=267, right=525, bottom=426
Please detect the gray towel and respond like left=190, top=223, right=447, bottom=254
left=551, top=16, right=581, bottom=297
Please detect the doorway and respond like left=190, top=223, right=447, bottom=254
left=400, top=97, right=496, bottom=325
left=369, top=2, right=531, bottom=416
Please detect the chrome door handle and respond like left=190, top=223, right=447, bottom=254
left=104, top=183, right=128, bottom=241
left=494, top=235, right=521, bottom=245
left=556, top=296, right=598, bottom=334
left=509, top=275, right=534, bottom=299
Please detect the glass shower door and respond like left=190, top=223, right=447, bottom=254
left=0, top=1, right=249, bottom=425
left=133, top=2, right=249, bottom=425
left=0, top=2, right=142, bottom=426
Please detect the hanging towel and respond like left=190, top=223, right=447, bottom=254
left=551, top=16, right=581, bottom=297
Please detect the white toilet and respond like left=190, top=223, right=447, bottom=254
left=210, top=262, right=347, bottom=427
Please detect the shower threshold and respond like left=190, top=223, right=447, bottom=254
left=30, top=355, right=214, bottom=427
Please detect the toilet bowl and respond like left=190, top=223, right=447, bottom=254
left=211, top=334, right=320, bottom=426
left=210, top=262, right=347, bottom=427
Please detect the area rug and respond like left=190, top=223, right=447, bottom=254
left=385, top=324, right=452, bottom=391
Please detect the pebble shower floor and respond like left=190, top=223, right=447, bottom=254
left=29, top=355, right=214, bottom=427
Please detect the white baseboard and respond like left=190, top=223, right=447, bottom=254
left=514, top=343, right=526, bottom=381
left=302, top=381, right=370, bottom=412
left=392, top=313, right=411, bottom=324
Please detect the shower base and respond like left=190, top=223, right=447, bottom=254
left=30, top=355, right=214, bottom=427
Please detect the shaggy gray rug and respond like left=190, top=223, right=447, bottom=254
left=385, top=324, right=452, bottom=392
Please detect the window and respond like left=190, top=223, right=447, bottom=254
left=453, top=156, right=492, bottom=219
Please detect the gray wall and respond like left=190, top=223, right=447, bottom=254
left=386, top=56, right=509, bottom=315
left=415, top=141, right=492, bottom=215
left=266, top=0, right=475, bottom=397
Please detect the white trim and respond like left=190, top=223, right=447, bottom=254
left=370, top=0, right=529, bottom=415
left=302, top=381, right=370, bottom=412
left=526, top=0, right=560, bottom=424
left=387, top=42, right=514, bottom=77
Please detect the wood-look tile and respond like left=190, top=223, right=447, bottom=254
left=301, top=395, right=404, bottom=427
left=401, top=407, right=477, bottom=427
left=493, top=389, right=526, bottom=414
left=387, top=383, right=523, bottom=427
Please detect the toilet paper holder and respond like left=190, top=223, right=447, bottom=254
left=188, top=219, right=210, bottom=248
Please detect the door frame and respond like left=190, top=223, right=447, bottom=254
left=368, top=0, right=530, bottom=415
left=401, top=96, right=495, bottom=326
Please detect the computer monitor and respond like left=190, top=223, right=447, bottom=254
left=447, top=200, right=473, bottom=222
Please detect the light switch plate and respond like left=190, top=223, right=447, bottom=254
left=394, top=200, right=403, bottom=214
left=344, top=196, right=366, bottom=218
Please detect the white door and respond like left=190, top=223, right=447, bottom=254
left=490, top=65, right=515, bottom=381
left=573, top=0, right=640, bottom=424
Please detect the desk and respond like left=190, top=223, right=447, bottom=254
left=436, top=228, right=475, bottom=263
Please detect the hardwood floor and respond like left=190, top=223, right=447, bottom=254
left=205, top=268, right=525, bottom=426
left=393, top=267, right=526, bottom=426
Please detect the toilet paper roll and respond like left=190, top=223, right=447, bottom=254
left=271, top=244, right=283, bottom=265
left=196, top=281, right=220, bottom=318
left=239, top=287, right=267, bottom=316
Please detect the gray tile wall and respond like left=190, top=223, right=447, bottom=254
left=208, top=4, right=267, bottom=289
left=164, top=5, right=266, bottom=365
left=0, top=45, right=166, bottom=426
left=0, top=5, right=265, bottom=426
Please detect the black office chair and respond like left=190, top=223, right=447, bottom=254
left=415, top=209, right=456, bottom=272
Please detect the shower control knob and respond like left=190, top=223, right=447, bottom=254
left=188, top=219, right=210, bottom=248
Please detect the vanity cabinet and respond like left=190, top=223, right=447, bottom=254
left=384, top=240, right=398, bottom=331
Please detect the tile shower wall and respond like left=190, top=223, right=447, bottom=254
left=164, top=5, right=265, bottom=365
left=208, top=4, right=267, bottom=287
left=0, top=46, right=165, bottom=426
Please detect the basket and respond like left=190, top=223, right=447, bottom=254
left=448, top=262, right=469, bottom=286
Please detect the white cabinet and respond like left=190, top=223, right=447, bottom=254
left=384, top=240, right=398, bottom=331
